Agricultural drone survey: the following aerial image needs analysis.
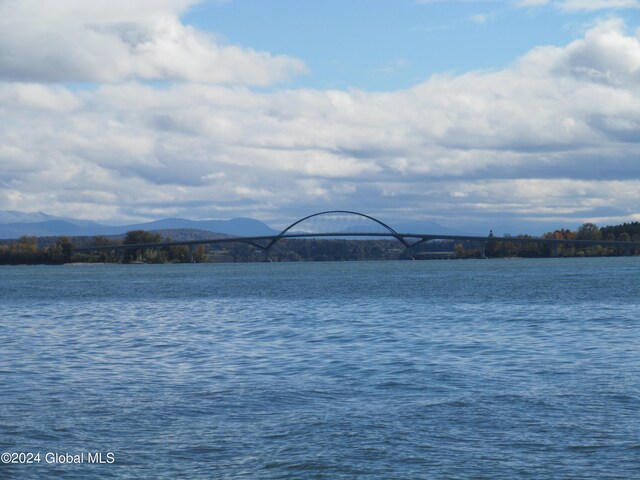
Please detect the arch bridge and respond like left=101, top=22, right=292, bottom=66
left=76, top=210, right=640, bottom=260
left=243, top=210, right=415, bottom=253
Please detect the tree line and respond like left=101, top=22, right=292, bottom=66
left=1, top=222, right=640, bottom=265
left=454, top=222, right=639, bottom=259
left=0, top=230, right=204, bottom=265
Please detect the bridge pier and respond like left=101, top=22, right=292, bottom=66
left=624, top=245, right=633, bottom=256
left=188, top=245, right=195, bottom=263
left=479, top=241, right=486, bottom=259
left=551, top=242, right=559, bottom=258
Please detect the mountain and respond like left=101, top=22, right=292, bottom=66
left=391, top=220, right=482, bottom=237
left=0, top=211, right=278, bottom=239
left=120, top=218, right=278, bottom=237
left=0, top=220, right=96, bottom=238
left=0, top=210, right=59, bottom=223
left=0, top=210, right=483, bottom=240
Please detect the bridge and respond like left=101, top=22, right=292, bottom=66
left=76, top=210, right=640, bottom=260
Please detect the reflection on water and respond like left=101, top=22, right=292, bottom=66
left=1, top=258, right=640, bottom=478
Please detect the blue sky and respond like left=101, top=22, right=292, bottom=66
left=183, top=0, right=640, bottom=90
left=1, top=0, right=640, bottom=234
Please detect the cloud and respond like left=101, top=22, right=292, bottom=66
left=515, top=0, right=640, bottom=9
left=418, top=0, right=639, bottom=7
left=519, top=18, right=640, bottom=85
left=516, top=0, right=551, bottom=6
left=470, top=13, right=492, bottom=24
left=559, top=0, right=640, bottom=10
left=0, top=0, right=307, bottom=85
left=2, top=12, right=640, bottom=231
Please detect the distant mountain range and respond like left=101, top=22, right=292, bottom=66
left=0, top=211, right=278, bottom=239
left=391, top=221, right=473, bottom=237
left=0, top=210, right=475, bottom=239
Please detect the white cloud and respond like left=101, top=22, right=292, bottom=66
left=470, top=13, right=491, bottom=24
left=0, top=83, right=81, bottom=111
left=515, top=0, right=640, bottom=9
left=519, top=18, right=640, bottom=85
left=559, top=0, right=640, bottom=10
left=0, top=0, right=306, bottom=85
left=418, top=0, right=638, bottom=8
left=2, top=13, right=640, bottom=230
left=516, top=0, right=551, bottom=6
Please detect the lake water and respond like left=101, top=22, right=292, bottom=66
left=1, top=258, right=640, bottom=479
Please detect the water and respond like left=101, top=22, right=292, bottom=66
left=1, top=258, right=640, bottom=479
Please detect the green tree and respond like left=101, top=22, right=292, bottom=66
left=12, top=236, right=38, bottom=253
left=91, top=236, right=119, bottom=263
left=49, top=236, right=76, bottom=263
left=576, top=223, right=601, bottom=241
left=618, top=232, right=631, bottom=242
left=124, top=230, right=162, bottom=263
left=124, top=230, right=162, bottom=245
left=192, top=245, right=207, bottom=263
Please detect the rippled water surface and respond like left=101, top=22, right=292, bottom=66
left=1, top=258, right=640, bottom=479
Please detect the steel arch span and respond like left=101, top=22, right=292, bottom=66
left=75, top=209, right=640, bottom=262
left=248, top=210, right=411, bottom=253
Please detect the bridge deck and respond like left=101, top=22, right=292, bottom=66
left=75, top=232, right=640, bottom=252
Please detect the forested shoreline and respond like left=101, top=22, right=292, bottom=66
left=1, top=222, right=639, bottom=265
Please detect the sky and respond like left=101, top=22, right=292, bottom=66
left=2, top=0, right=640, bottom=233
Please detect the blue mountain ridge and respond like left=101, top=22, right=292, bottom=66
left=0, top=215, right=278, bottom=239
left=0, top=211, right=476, bottom=239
